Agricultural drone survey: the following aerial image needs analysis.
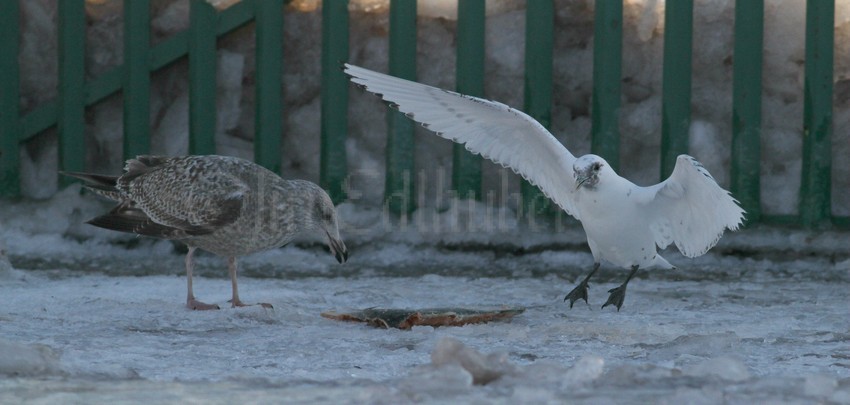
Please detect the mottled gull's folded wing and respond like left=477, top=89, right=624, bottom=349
left=344, top=64, right=581, bottom=220
left=87, top=203, right=212, bottom=239
left=116, top=156, right=247, bottom=236
left=643, top=155, right=745, bottom=257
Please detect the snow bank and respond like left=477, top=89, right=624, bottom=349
left=1, top=186, right=846, bottom=277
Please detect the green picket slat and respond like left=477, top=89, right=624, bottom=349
left=660, top=0, right=693, bottom=180
left=189, top=0, right=218, bottom=155
left=123, top=0, right=151, bottom=161
left=385, top=0, right=417, bottom=215
left=521, top=0, right=554, bottom=216
left=730, top=0, right=764, bottom=225
left=320, top=0, right=350, bottom=203
left=590, top=0, right=622, bottom=172
left=0, top=0, right=20, bottom=196
left=454, top=0, right=485, bottom=200
left=254, top=0, right=284, bottom=174
left=799, top=0, right=834, bottom=228
left=58, top=0, right=87, bottom=186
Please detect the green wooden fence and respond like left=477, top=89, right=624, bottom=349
left=0, top=0, right=844, bottom=229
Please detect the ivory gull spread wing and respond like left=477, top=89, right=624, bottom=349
left=63, top=155, right=348, bottom=310
left=345, top=64, right=744, bottom=311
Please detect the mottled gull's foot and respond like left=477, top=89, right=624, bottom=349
left=187, top=299, right=220, bottom=311
left=230, top=299, right=273, bottom=309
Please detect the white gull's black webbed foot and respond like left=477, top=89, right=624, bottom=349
left=565, top=263, right=600, bottom=309
left=601, top=285, right=627, bottom=311
left=601, top=265, right=640, bottom=312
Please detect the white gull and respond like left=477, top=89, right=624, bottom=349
left=345, top=64, right=744, bottom=311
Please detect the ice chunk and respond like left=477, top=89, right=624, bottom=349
left=0, top=238, right=21, bottom=280
left=683, top=356, right=750, bottom=382
left=398, top=363, right=472, bottom=401
left=604, top=363, right=678, bottom=385
left=518, top=355, right=604, bottom=390
left=0, top=338, right=62, bottom=377
left=665, top=387, right=724, bottom=405
left=564, top=356, right=605, bottom=385
left=430, top=337, right=515, bottom=385
left=658, top=332, right=743, bottom=359
left=803, top=374, right=837, bottom=398
left=831, top=388, right=850, bottom=405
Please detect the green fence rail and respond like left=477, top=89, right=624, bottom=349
left=453, top=0, right=486, bottom=201
left=385, top=0, right=417, bottom=215
left=320, top=0, right=349, bottom=204
left=57, top=0, right=87, bottom=187
left=522, top=0, right=555, bottom=216
left=659, top=0, right=693, bottom=180
left=590, top=0, right=621, bottom=172
left=800, top=0, right=835, bottom=229
left=730, top=0, right=764, bottom=225
left=0, top=0, right=20, bottom=195
left=0, top=0, right=844, bottom=228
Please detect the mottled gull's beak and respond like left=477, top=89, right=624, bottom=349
left=327, top=232, right=348, bottom=264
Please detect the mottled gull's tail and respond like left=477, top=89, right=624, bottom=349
left=59, top=171, right=121, bottom=200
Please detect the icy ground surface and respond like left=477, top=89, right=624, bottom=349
left=0, top=187, right=848, bottom=403
left=2, top=240, right=849, bottom=403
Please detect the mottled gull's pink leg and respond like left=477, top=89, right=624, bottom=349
left=185, top=247, right=219, bottom=310
left=228, top=256, right=272, bottom=309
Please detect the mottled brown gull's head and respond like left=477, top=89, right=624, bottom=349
left=307, top=185, right=348, bottom=264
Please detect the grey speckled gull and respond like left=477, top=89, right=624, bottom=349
left=62, top=155, right=348, bottom=310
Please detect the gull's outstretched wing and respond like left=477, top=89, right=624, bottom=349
left=644, top=155, right=745, bottom=257
left=345, top=64, right=580, bottom=219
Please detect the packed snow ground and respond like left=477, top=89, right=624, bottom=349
left=1, top=188, right=849, bottom=403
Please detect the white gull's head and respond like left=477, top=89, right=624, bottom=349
left=574, top=155, right=611, bottom=190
